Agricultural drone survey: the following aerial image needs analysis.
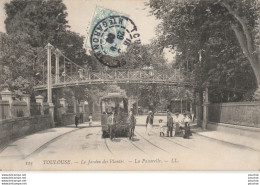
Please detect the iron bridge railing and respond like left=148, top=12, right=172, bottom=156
left=34, top=69, right=193, bottom=90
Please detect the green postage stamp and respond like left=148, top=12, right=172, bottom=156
left=85, top=6, right=141, bottom=67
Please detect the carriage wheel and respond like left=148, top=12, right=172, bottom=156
left=102, top=131, right=108, bottom=138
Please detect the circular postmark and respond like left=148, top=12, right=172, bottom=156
left=90, top=15, right=141, bottom=68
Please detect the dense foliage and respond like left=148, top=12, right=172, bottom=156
left=0, top=0, right=89, bottom=98
left=148, top=0, right=260, bottom=101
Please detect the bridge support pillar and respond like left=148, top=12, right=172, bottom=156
left=47, top=43, right=52, bottom=104
left=59, top=98, right=67, bottom=114
left=49, top=103, right=55, bottom=127
left=73, top=97, right=77, bottom=113
left=195, top=91, right=203, bottom=126
left=55, top=49, right=60, bottom=84
left=202, top=87, right=209, bottom=130
left=135, top=98, right=139, bottom=115
left=79, top=100, right=84, bottom=113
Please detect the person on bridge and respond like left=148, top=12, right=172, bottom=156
left=146, top=111, right=154, bottom=135
left=128, top=109, right=136, bottom=140
left=167, top=112, right=174, bottom=137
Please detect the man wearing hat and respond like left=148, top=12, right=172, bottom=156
left=128, top=109, right=136, bottom=140
left=107, top=112, right=116, bottom=140
left=174, top=112, right=183, bottom=136
left=146, top=111, right=154, bottom=135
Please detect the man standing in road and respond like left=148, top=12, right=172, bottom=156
left=107, top=112, right=116, bottom=140
left=128, top=109, right=136, bottom=140
left=167, top=111, right=174, bottom=137
left=174, top=112, right=183, bottom=137
left=146, top=111, right=154, bottom=135
left=75, top=115, right=79, bottom=128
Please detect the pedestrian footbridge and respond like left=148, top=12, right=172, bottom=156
left=34, top=69, right=193, bottom=91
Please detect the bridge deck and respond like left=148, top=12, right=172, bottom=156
left=34, top=69, right=193, bottom=90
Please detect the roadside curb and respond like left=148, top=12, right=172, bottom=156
left=192, top=131, right=259, bottom=152
left=0, top=126, right=81, bottom=156
left=25, top=127, right=83, bottom=159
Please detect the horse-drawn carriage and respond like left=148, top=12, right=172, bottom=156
left=100, top=93, right=129, bottom=139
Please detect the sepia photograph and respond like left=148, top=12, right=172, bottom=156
left=0, top=0, right=259, bottom=171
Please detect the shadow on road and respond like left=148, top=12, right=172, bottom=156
left=39, top=129, right=57, bottom=133
left=111, top=138, right=122, bottom=142
left=131, top=138, right=140, bottom=142
left=85, top=133, right=93, bottom=138
left=62, top=125, right=101, bottom=129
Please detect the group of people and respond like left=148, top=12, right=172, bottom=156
left=160, top=111, right=192, bottom=139
left=145, top=110, right=192, bottom=139
left=76, top=109, right=191, bottom=140
left=107, top=109, right=136, bottom=141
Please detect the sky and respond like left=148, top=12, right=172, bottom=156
left=0, top=0, right=175, bottom=61
left=0, top=0, right=160, bottom=44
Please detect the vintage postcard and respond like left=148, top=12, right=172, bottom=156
left=0, top=0, right=259, bottom=171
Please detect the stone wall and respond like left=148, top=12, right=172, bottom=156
left=0, top=115, right=53, bottom=147
left=60, top=113, right=78, bottom=126
left=60, top=112, right=90, bottom=126
left=208, top=101, right=260, bottom=128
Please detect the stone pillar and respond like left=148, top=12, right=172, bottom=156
left=195, top=99, right=199, bottom=123
left=59, top=98, right=66, bottom=114
left=1, top=88, right=13, bottom=118
left=136, top=98, right=138, bottom=115
left=47, top=43, right=53, bottom=104
left=73, top=97, right=77, bottom=113
left=79, top=100, right=84, bottom=113
left=55, top=49, right=60, bottom=84
left=92, top=102, right=95, bottom=113
left=78, top=103, right=82, bottom=113
left=195, top=91, right=203, bottom=126
left=180, top=98, right=183, bottom=114
left=83, top=101, right=89, bottom=122
left=35, top=95, right=44, bottom=115
left=202, top=87, right=209, bottom=130
left=22, top=94, right=30, bottom=117
left=49, top=103, right=55, bottom=127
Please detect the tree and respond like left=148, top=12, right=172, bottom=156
left=4, top=0, right=89, bottom=65
left=5, top=0, right=68, bottom=48
left=218, top=0, right=260, bottom=99
left=0, top=32, right=39, bottom=95
left=1, top=0, right=92, bottom=100
left=120, top=43, right=169, bottom=70
left=148, top=0, right=260, bottom=101
left=55, top=30, right=88, bottom=66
